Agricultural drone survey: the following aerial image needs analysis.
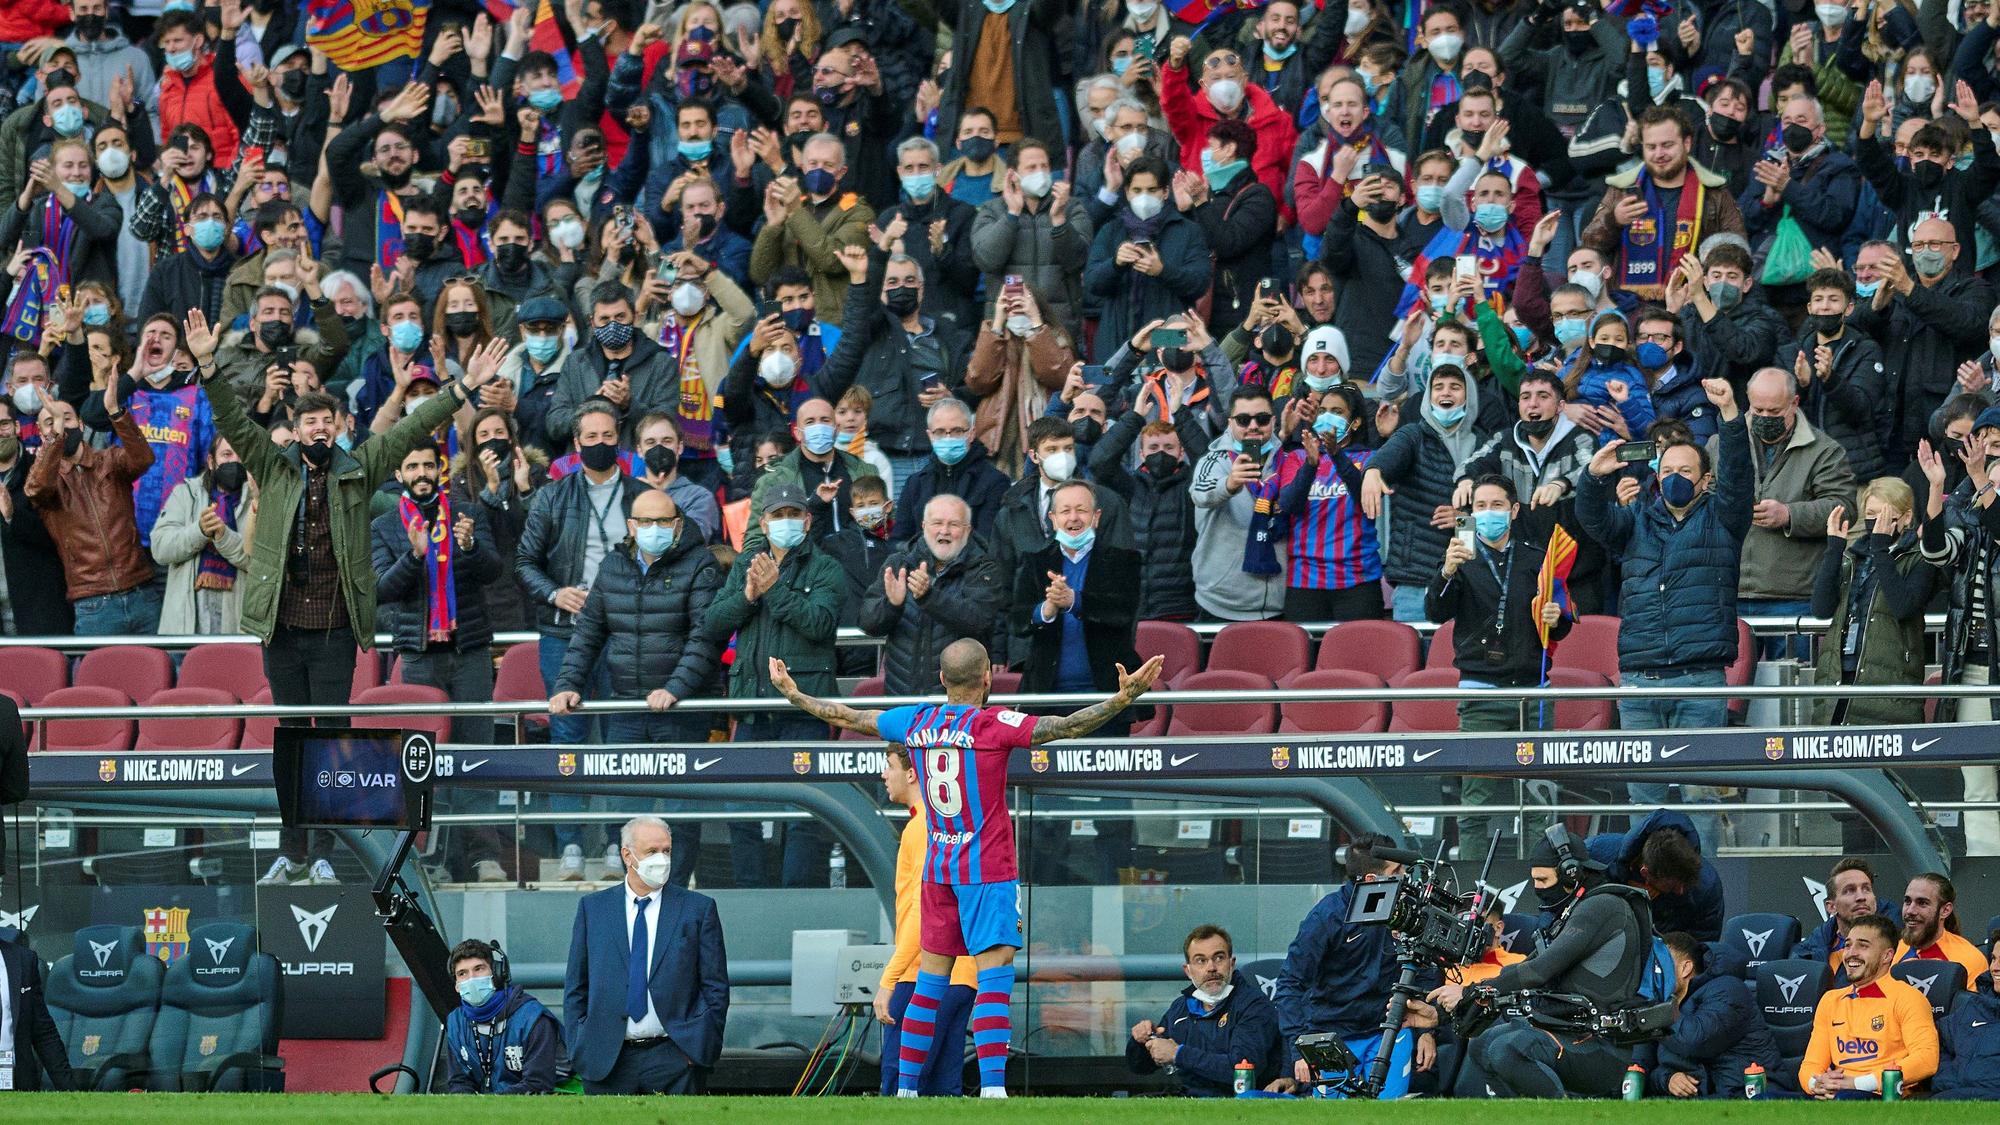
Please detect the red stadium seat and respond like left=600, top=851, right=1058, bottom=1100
left=0, top=645, right=68, bottom=705
left=1727, top=617, right=1756, bottom=718
left=240, top=687, right=277, bottom=750
left=1311, top=620, right=1420, bottom=686
left=1, top=689, right=27, bottom=741
left=1551, top=615, right=1621, bottom=679
left=989, top=671, right=1022, bottom=696
left=176, top=643, right=268, bottom=701
left=1136, top=620, right=1203, bottom=688
left=491, top=642, right=548, bottom=738
left=836, top=677, right=888, bottom=740
left=136, top=687, right=243, bottom=751
left=1388, top=668, right=1461, bottom=732
left=387, top=656, right=406, bottom=684
left=74, top=645, right=172, bottom=701
left=351, top=648, right=380, bottom=699
left=1130, top=704, right=1169, bottom=737
left=38, top=685, right=133, bottom=751
left=1279, top=670, right=1390, bottom=734
left=1424, top=621, right=1456, bottom=669
left=351, top=683, right=450, bottom=745
left=1206, top=620, right=1312, bottom=684
left=1167, top=670, right=1276, bottom=734
left=1543, top=668, right=1615, bottom=731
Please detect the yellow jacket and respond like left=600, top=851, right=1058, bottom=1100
left=881, top=806, right=978, bottom=991
left=1799, top=976, right=1938, bottom=1091
left=1894, top=931, right=1988, bottom=991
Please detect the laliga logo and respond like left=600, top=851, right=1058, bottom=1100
left=292, top=904, right=338, bottom=953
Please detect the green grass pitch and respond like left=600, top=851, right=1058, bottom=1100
left=9, top=1095, right=2000, bottom=1121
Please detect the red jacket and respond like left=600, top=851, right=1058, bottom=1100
left=1159, top=63, right=1297, bottom=226
left=0, top=0, right=67, bottom=44
left=158, top=55, right=243, bottom=167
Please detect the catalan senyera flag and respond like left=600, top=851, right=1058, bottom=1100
left=1532, top=523, right=1577, bottom=653
left=307, top=0, right=432, bottom=71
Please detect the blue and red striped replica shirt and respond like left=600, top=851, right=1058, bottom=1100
left=876, top=704, right=1039, bottom=885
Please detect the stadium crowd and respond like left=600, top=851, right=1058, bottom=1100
left=3, top=0, right=2000, bottom=1099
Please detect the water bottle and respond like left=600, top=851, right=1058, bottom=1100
left=1743, top=1063, right=1765, bottom=1099
left=1233, top=1060, right=1254, bottom=1096
left=1881, top=1068, right=1902, bottom=1102
left=1621, top=1064, right=1645, bottom=1101
left=829, top=844, right=846, bottom=889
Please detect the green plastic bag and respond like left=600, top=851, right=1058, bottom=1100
left=1760, top=207, right=1813, bottom=286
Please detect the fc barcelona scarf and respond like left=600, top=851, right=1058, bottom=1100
left=378, top=190, right=407, bottom=269
left=1326, top=126, right=1395, bottom=178
left=1242, top=469, right=1285, bottom=577
left=398, top=492, right=458, bottom=644
left=1, top=248, right=62, bottom=345
left=166, top=171, right=216, bottom=254
left=196, top=485, right=240, bottom=591
left=1619, top=170, right=1706, bottom=300
left=449, top=217, right=488, bottom=268
left=659, top=313, right=715, bottom=453
left=1427, top=70, right=1463, bottom=124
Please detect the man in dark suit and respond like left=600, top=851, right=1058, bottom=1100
left=0, top=928, right=74, bottom=1090
left=563, top=815, right=729, bottom=1094
left=1011, top=479, right=1145, bottom=738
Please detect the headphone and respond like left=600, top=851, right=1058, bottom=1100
left=454, top=939, right=512, bottom=990
left=1543, top=823, right=1584, bottom=893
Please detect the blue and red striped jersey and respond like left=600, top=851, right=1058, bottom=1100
left=876, top=704, right=1038, bottom=885
left=1278, top=448, right=1380, bottom=590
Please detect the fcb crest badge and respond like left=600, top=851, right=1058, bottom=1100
left=792, top=751, right=813, bottom=775
left=99, top=758, right=118, bottom=782
left=1871, top=1015, right=1885, bottom=1032
left=557, top=752, right=576, bottom=776
left=1764, top=737, right=1785, bottom=761
left=1270, top=746, right=1291, bottom=771
left=1030, top=748, right=1049, bottom=773
left=1515, top=741, right=1536, bottom=765
left=200, top=1034, right=220, bottom=1056
left=82, top=1034, right=100, bottom=1056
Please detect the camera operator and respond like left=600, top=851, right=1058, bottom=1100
left=1126, top=924, right=1282, bottom=1097
left=1427, top=828, right=1653, bottom=1099
left=1271, top=835, right=1437, bottom=1098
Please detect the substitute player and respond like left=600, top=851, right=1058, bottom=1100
left=768, top=639, right=1164, bottom=1097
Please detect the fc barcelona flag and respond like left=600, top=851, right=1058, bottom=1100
left=307, top=0, right=432, bottom=71
left=484, top=0, right=581, bottom=95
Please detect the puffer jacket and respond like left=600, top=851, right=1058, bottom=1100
left=1157, top=62, right=1299, bottom=220
left=1778, top=329, right=1889, bottom=489
left=816, top=251, right=970, bottom=458
left=1577, top=415, right=1752, bottom=674
left=890, top=442, right=1012, bottom=545
left=967, top=194, right=1095, bottom=340
left=369, top=500, right=504, bottom=654
left=1186, top=171, right=1278, bottom=342
left=1934, top=984, right=2000, bottom=1100
left=1641, top=970, right=1783, bottom=1098
left=1585, top=809, right=1726, bottom=942
left=1370, top=381, right=1490, bottom=587
left=1810, top=531, right=1933, bottom=727
left=513, top=471, right=651, bottom=638
left=1089, top=410, right=1209, bottom=621
left=858, top=537, right=1006, bottom=694
left=701, top=535, right=845, bottom=699
left=555, top=532, right=722, bottom=702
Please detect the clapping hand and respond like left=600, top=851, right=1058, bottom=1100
left=1042, top=570, right=1075, bottom=617
left=1826, top=503, right=1852, bottom=540
left=745, top=552, right=780, bottom=600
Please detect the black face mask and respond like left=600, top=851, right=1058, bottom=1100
left=259, top=320, right=294, bottom=349
left=689, top=213, right=717, bottom=242
left=1563, top=29, right=1592, bottom=56
left=1707, top=112, right=1742, bottom=143
left=785, top=129, right=815, bottom=153
left=883, top=286, right=920, bottom=317
left=1160, top=346, right=1195, bottom=373
left=445, top=311, right=481, bottom=338
left=455, top=205, right=486, bottom=228
left=478, top=437, right=513, bottom=467
left=1459, top=129, right=1486, bottom=151
left=1259, top=323, right=1295, bottom=359
left=1141, top=451, right=1180, bottom=478
left=339, top=313, right=366, bottom=336
left=1809, top=312, right=1846, bottom=337
left=958, top=136, right=996, bottom=163
left=1781, top=124, right=1814, bottom=154
left=61, top=428, right=83, bottom=456
left=1590, top=342, right=1624, bottom=364
left=579, top=441, right=621, bottom=472
left=1071, top=417, right=1103, bottom=446
left=644, top=444, right=679, bottom=477
left=402, top=232, right=437, bottom=261
left=74, top=14, right=106, bottom=39
left=280, top=68, right=308, bottom=101
left=494, top=243, right=530, bottom=273
left=1751, top=415, right=1789, bottom=444
left=1534, top=880, right=1573, bottom=910
left=777, top=17, right=799, bottom=42
left=1363, top=200, right=1399, bottom=223
left=210, top=461, right=247, bottom=493
left=1911, top=159, right=1946, bottom=188
left=301, top=438, right=334, bottom=466
left=1520, top=416, right=1556, bottom=439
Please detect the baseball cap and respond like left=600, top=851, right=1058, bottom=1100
left=1302, top=325, right=1350, bottom=375
left=516, top=296, right=567, bottom=327
left=760, top=482, right=813, bottom=516
left=269, top=44, right=305, bottom=70
left=825, top=26, right=869, bottom=50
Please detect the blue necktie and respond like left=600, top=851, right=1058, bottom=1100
left=627, top=896, right=651, bottom=1022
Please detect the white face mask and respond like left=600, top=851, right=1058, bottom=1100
left=1815, top=2, right=1848, bottom=27
left=1114, top=132, right=1147, bottom=159
left=1040, top=449, right=1076, bottom=481
left=1904, top=73, right=1937, bottom=103
left=760, top=349, right=798, bottom=386
left=1007, top=315, right=1035, bottom=336
left=1190, top=981, right=1235, bottom=1006
left=1427, top=33, right=1463, bottom=65
left=1567, top=269, right=1604, bottom=300
left=1019, top=169, right=1052, bottom=198
left=1128, top=192, right=1164, bottom=220
left=1345, top=7, right=1369, bottom=35
left=1093, top=114, right=1111, bottom=141
left=550, top=217, right=586, bottom=250
left=1128, top=0, right=1159, bottom=18
left=96, top=146, right=131, bottom=179
left=1990, top=334, right=2000, bottom=359
left=1206, top=78, right=1244, bottom=114
left=671, top=281, right=706, bottom=316
left=633, top=851, right=671, bottom=888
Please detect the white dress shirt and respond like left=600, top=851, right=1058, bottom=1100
left=623, top=887, right=666, bottom=1040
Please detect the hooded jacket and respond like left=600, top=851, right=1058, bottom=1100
left=1367, top=375, right=1488, bottom=587
left=1642, top=969, right=1783, bottom=1098
left=858, top=535, right=1006, bottom=694
left=555, top=530, right=723, bottom=702
left=1189, top=441, right=1288, bottom=621
left=1125, top=970, right=1283, bottom=1097
left=968, top=192, right=1095, bottom=343
left=1090, top=409, right=1209, bottom=620
left=1158, top=62, right=1299, bottom=222
left=67, top=30, right=157, bottom=123
left=1585, top=810, right=1727, bottom=943
left=1498, top=12, right=1628, bottom=142
left=151, top=473, right=247, bottom=627
left=1810, top=530, right=1933, bottom=726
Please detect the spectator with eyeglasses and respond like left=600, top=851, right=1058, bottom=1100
left=1190, top=386, right=1288, bottom=621
left=1851, top=219, right=1997, bottom=470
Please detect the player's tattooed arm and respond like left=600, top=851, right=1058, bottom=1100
left=768, top=658, right=884, bottom=736
left=1030, top=656, right=1167, bottom=745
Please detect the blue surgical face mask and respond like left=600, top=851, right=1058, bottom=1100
left=390, top=320, right=424, bottom=353
left=82, top=303, right=111, bottom=326
left=1112, top=55, right=1132, bottom=77
left=1263, top=40, right=1298, bottom=61
left=900, top=171, right=936, bottom=200
left=1511, top=323, right=1535, bottom=350
left=1855, top=279, right=1881, bottom=299
left=1552, top=318, right=1588, bottom=349
left=801, top=422, right=836, bottom=455
left=677, top=139, right=713, bottom=163
left=1646, top=66, right=1667, bottom=99
left=932, top=436, right=969, bottom=465
left=1472, top=509, right=1510, bottom=542
left=524, top=333, right=561, bottom=362
left=527, top=88, right=563, bottom=112
left=1054, top=526, right=1096, bottom=552
left=1473, top=203, right=1508, bottom=233
left=1200, top=150, right=1248, bottom=190
left=1304, top=373, right=1341, bottom=392
left=717, top=447, right=735, bottom=474
left=1313, top=411, right=1349, bottom=441
left=51, top=104, right=85, bottom=137
left=1433, top=403, right=1467, bottom=427
left=456, top=975, right=496, bottom=1007
left=1414, top=184, right=1445, bottom=213
left=191, top=217, right=226, bottom=252
left=767, top=517, right=807, bottom=549
left=634, top=524, right=676, bottom=555
left=165, top=50, right=197, bottom=74
left=1429, top=293, right=1452, bottom=316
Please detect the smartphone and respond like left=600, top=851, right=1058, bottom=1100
left=1131, top=238, right=1154, bottom=251
left=1455, top=514, right=1477, bottom=552
left=1152, top=326, right=1189, bottom=347
left=463, top=138, right=490, bottom=161
left=1004, top=274, right=1024, bottom=291
left=1454, top=254, right=1479, bottom=280
left=1615, top=440, right=1657, bottom=464
left=756, top=299, right=783, bottom=322
left=1257, top=278, right=1282, bottom=302
left=919, top=371, right=943, bottom=392
left=1134, top=31, right=1158, bottom=62
left=1080, top=363, right=1108, bottom=387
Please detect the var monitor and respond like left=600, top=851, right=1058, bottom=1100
left=273, top=726, right=435, bottom=832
